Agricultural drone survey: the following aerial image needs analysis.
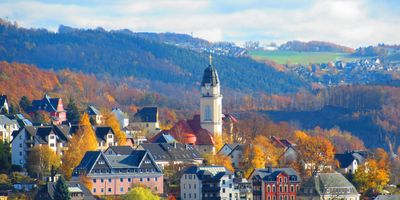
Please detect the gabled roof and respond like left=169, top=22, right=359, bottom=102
left=74, top=150, right=162, bottom=175
left=271, top=136, right=295, bottom=149
left=335, top=151, right=367, bottom=168
left=0, top=95, right=7, bottom=106
left=149, top=131, right=177, bottom=143
left=0, top=115, right=17, bottom=125
left=134, top=107, right=158, bottom=123
left=30, top=95, right=62, bottom=113
left=139, top=142, right=203, bottom=162
left=87, top=105, right=101, bottom=115
left=94, top=126, right=114, bottom=142
left=12, top=125, right=70, bottom=144
left=298, top=173, right=358, bottom=196
left=249, top=168, right=300, bottom=182
left=106, top=146, right=135, bottom=155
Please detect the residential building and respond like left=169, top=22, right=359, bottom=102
left=137, top=142, right=203, bottom=168
left=28, top=94, right=66, bottom=124
left=297, top=173, right=360, bottom=200
left=200, top=55, right=223, bottom=136
left=0, top=115, right=19, bottom=142
left=87, top=105, right=102, bottom=125
left=104, top=146, right=134, bottom=155
left=0, top=95, right=9, bottom=114
left=335, top=151, right=368, bottom=174
left=181, top=166, right=244, bottom=200
left=270, top=136, right=298, bottom=167
left=72, top=150, right=164, bottom=195
left=36, top=180, right=96, bottom=200
left=132, top=107, right=160, bottom=136
left=111, top=108, right=129, bottom=129
left=218, top=143, right=244, bottom=169
left=249, top=167, right=301, bottom=200
left=11, top=125, right=70, bottom=167
left=94, top=126, right=116, bottom=151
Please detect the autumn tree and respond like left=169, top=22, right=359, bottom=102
left=354, top=159, right=390, bottom=195
left=27, top=146, right=61, bottom=178
left=123, top=186, right=160, bottom=200
left=61, top=113, right=98, bottom=179
left=294, top=131, right=335, bottom=176
left=104, top=112, right=126, bottom=145
left=0, top=141, right=11, bottom=173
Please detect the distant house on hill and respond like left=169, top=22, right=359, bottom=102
left=0, top=95, right=9, bottom=114
left=132, top=106, right=160, bottom=136
left=270, top=136, right=298, bottom=166
left=0, top=115, right=19, bottom=142
left=36, top=180, right=96, bottom=200
left=217, top=143, right=244, bottom=169
left=94, top=126, right=116, bottom=151
left=335, top=151, right=369, bottom=174
left=27, top=95, right=66, bottom=124
left=111, top=108, right=129, bottom=129
left=87, top=105, right=102, bottom=125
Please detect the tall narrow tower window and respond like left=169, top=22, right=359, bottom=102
left=205, top=105, right=211, bottom=121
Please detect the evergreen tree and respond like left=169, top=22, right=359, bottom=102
left=19, top=96, right=31, bottom=112
left=0, top=141, right=11, bottom=173
left=54, top=176, right=70, bottom=200
left=66, top=98, right=80, bottom=122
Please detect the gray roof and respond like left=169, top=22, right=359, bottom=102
left=335, top=151, right=367, bottom=168
left=94, top=126, right=114, bottom=142
left=138, top=142, right=203, bottom=162
left=106, top=146, right=135, bottom=155
left=184, top=166, right=231, bottom=181
left=87, top=105, right=101, bottom=115
left=30, top=95, right=61, bottom=113
left=134, top=107, right=158, bottom=123
left=250, top=167, right=300, bottom=182
left=298, top=173, right=358, bottom=197
left=73, top=150, right=162, bottom=176
left=0, top=115, right=17, bottom=125
left=201, top=63, right=219, bottom=87
left=13, top=125, right=70, bottom=144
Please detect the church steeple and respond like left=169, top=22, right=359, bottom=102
left=200, top=54, right=223, bottom=136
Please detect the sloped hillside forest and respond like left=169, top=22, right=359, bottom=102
left=1, top=19, right=400, bottom=155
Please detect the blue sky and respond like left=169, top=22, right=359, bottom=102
left=1, top=0, right=399, bottom=47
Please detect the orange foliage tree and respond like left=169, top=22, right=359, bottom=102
left=61, top=113, right=98, bottom=179
left=104, top=112, right=126, bottom=145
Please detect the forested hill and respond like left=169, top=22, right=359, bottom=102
left=0, top=20, right=306, bottom=95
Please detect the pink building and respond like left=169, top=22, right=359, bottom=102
left=29, top=94, right=66, bottom=124
left=73, top=149, right=163, bottom=196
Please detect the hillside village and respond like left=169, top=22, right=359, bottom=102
left=0, top=56, right=398, bottom=200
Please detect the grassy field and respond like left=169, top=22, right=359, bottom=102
left=249, top=50, right=358, bottom=65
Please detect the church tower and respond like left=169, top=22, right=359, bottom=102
left=200, top=55, right=223, bottom=136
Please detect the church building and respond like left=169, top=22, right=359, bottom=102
left=150, top=55, right=235, bottom=154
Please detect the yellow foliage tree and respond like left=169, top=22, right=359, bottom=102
left=27, top=146, right=61, bottom=178
left=123, top=186, right=160, bottom=200
left=295, top=132, right=335, bottom=176
left=214, top=134, right=224, bottom=153
left=355, top=159, right=390, bottom=194
left=104, top=112, right=126, bottom=145
left=61, top=113, right=98, bottom=180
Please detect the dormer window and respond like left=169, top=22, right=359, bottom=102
left=98, top=161, right=105, bottom=165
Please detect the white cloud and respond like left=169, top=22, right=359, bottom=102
left=0, top=0, right=399, bottom=47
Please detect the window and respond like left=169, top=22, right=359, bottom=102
left=194, top=184, right=196, bottom=189
left=108, top=134, right=113, bottom=138
left=19, top=152, right=22, bottom=156
left=222, top=180, right=225, bottom=184
left=101, top=188, right=104, bottom=193
left=93, top=188, right=96, bottom=193
left=189, top=184, right=191, bottom=189
left=290, top=185, right=294, bottom=192
left=284, top=177, right=287, bottom=183
left=120, top=187, right=123, bottom=192
left=155, top=177, right=158, bottom=181
left=128, top=178, right=131, bottom=182
left=19, top=143, right=22, bottom=148
left=189, top=193, right=191, bottom=198
left=267, top=185, right=271, bottom=192
left=280, top=178, right=282, bottom=182
left=279, top=186, right=282, bottom=192
left=205, top=105, right=211, bottom=121
left=194, top=193, right=196, bottom=199
left=140, top=178, right=143, bottom=182
left=120, top=178, right=123, bottom=182
left=93, top=179, right=96, bottom=183
left=108, top=178, right=112, bottom=183
left=50, top=135, right=55, bottom=139
left=284, top=186, right=287, bottom=192
left=50, top=143, right=55, bottom=147
left=184, top=193, right=186, bottom=198
left=101, top=179, right=104, bottom=183
left=223, top=188, right=225, bottom=193
left=108, top=188, right=112, bottom=192
left=147, top=178, right=150, bottom=182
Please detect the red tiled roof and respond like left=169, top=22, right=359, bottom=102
left=166, top=115, right=215, bottom=146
